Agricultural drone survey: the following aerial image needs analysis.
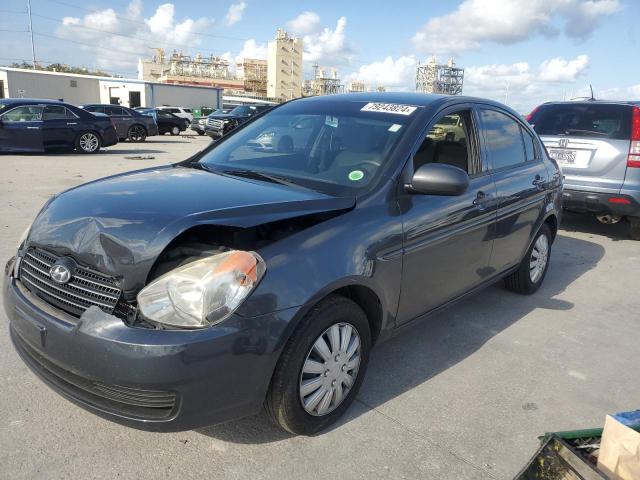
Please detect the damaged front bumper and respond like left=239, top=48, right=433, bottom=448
left=3, top=264, right=297, bottom=431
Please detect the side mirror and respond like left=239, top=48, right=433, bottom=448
left=407, top=163, right=469, bottom=196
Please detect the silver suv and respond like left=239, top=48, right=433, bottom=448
left=528, top=101, right=640, bottom=239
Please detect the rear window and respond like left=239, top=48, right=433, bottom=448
left=529, top=103, right=631, bottom=140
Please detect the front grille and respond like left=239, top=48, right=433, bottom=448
left=11, top=329, right=177, bottom=420
left=206, top=118, right=224, bottom=129
left=19, top=247, right=122, bottom=318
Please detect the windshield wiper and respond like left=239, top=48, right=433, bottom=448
left=220, top=169, right=294, bottom=186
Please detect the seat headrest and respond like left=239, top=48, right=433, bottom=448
left=434, top=141, right=468, bottom=171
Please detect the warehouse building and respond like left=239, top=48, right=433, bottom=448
left=0, top=67, right=223, bottom=109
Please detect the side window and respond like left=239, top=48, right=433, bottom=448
left=43, top=105, right=68, bottom=120
left=91, top=106, right=105, bottom=114
left=2, top=105, right=43, bottom=122
left=157, top=110, right=172, bottom=119
left=413, top=110, right=472, bottom=174
left=183, top=108, right=192, bottom=113
left=106, top=106, right=124, bottom=116
left=479, top=109, right=526, bottom=170
left=521, top=126, right=537, bottom=161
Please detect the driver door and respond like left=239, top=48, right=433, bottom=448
left=0, top=105, right=44, bottom=152
left=396, top=107, right=497, bottom=324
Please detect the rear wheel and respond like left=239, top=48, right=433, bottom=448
left=128, top=125, right=147, bottom=142
left=504, top=224, right=552, bottom=294
left=265, top=295, right=370, bottom=435
left=75, top=132, right=101, bottom=154
left=629, top=217, right=640, bottom=240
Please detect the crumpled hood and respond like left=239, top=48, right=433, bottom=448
left=27, top=165, right=354, bottom=295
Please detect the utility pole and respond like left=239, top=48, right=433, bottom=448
left=27, top=0, right=36, bottom=68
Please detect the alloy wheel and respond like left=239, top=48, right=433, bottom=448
left=299, top=322, right=361, bottom=417
left=79, top=133, right=99, bottom=152
left=129, top=126, right=146, bottom=142
left=529, top=234, right=549, bottom=283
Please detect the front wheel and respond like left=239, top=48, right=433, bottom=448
left=504, top=223, right=552, bottom=294
left=170, top=125, right=180, bottom=136
left=265, top=295, right=371, bottom=435
left=75, top=132, right=101, bottom=154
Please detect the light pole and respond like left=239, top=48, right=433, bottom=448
left=27, top=0, right=36, bottom=68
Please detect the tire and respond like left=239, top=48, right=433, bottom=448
left=127, top=125, right=147, bottom=142
left=197, top=131, right=205, bottom=136
left=75, top=131, right=101, bottom=154
left=265, top=295, right=371, bottom=435
left=504, top=223, right=552, bottom=294
left=629, top=217, right=640, bottom=240
left=170, top=125, right=180, bottom=136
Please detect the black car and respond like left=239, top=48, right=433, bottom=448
left=0, top=99, right=118, bottom=153
left=4, top=93, right=562, bottom=435
left=137, top=108, right=188, bottom=135
left=204, top=104, right=272, bottom=139
left=79, top=104, right=159, bottom=142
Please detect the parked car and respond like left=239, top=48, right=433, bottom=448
left=204, top=104, right=272, bottom=139
left=138, top=108, right=188, bottom=135
left=0, top=98, right=118, bottom=153
left=157, top=106, right=194, bottom=123
left=527, top=100, right=640, bottom=239
left=79, top=104, right=159, bottom=142
left=190, top=109, right=225, bottom=136
left=4, top=93, right=561, bottom=436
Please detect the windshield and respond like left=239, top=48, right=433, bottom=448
left=229, top=105, right=253, bottom=115
left=530, top=103, right=631, bottom=140
left=198, top=100, right=416, bottom=196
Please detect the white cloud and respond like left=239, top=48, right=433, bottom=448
left=347, top=55, right=417, bottom=90
left=598, top=84, right=640, bottom=100
left=538, top=54, right=589, bottom=82
left=412, top=0, right=621, bottom=55
left=224, top=2, right=246, bottom=27
left=56, top=1, right=212, bottom=71
left=287, top=11, right=321, bottom=35
left=235, top=39, right=267, bottom=62
left=466, top=62, right=532, bottom=88
left=301, top=16, right=354, bottom=66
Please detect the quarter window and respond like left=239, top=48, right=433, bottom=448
left=106, top=106, right=125, bottom=116
left=521, top=127, right=536, bottom=161
left=1, top=105, right=43, bottom=122
left=479, top=109, right=526, bottom=170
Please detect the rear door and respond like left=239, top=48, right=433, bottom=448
left=478, top=107, right=549, bottom=272
left=42, top=105, right=77, bottom=148
left=529, top=103, right=631, bottom=193
left=0, top=105, right=44, bottom=152
left=105, top=106, right=131, bottom=137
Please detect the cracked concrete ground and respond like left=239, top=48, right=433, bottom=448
left=1, top=135, right=639, bottom=479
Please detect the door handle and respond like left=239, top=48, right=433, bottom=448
left=26, top=126, right=40, bottom=129
left=473, top=191, right=490, bottom=210
left=532, top=175, right=545, bottom=190
left=66, top=122, right=78, bottom=125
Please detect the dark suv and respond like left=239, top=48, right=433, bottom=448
left=4, top=93, right=561, bottom=435
left=204, top=104, right=272, bottom=139
left=79, top=104, right=159, bottom=142
left=528, top=101, right=640, bottom=239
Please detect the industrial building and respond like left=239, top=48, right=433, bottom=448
left=138, top=50, right=243, bottom=92
left=267, top=29, right=303, bottom=100
left=236, top=58, right=268, bottom=97
left=415, top=57, right=464, bottom=95
left=0, top=67, right=223, bottom=109
left=302, top=65, right=343, bottom=97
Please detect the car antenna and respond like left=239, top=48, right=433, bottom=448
left=589, top=84, right=595, bottom=101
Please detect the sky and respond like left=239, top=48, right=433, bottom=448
left=0, top=0, right=638, bottom=112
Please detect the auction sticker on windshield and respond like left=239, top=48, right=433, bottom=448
left=361, top=103, right=417, bottom=116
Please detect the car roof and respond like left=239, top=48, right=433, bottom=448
left=536, top=100, right=639, bottom=107
left=0, top=98, right=66, bottom=105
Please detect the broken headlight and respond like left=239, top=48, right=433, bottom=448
left=137, top=250, right=265, bottom=329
